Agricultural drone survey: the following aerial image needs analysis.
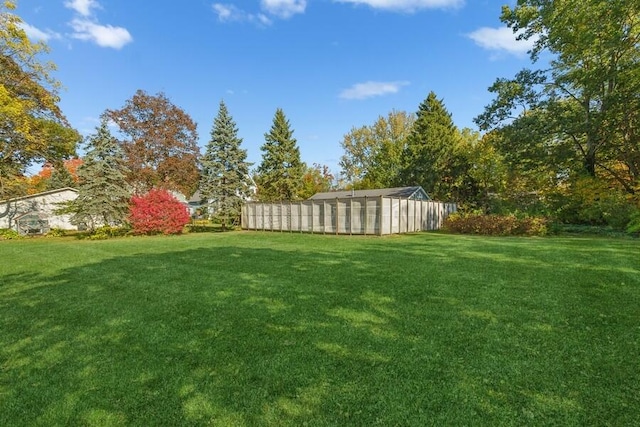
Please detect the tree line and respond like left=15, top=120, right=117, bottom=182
left=2, top=0, right=639, bottom=232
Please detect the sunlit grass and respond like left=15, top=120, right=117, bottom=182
left=1, top=232, right=639, bottom=425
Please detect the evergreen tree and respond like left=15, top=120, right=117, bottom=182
left=256, top=108, right=304, bottom=201
left=401, top=92, right=464, bottom=201
left=46, top=163, right=75, bottom=190
left=200, top=100, right=251, bottom=230
left=70, top=118, right=130, bottom=231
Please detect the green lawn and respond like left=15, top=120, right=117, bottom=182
left=1, top=232, right=639, bottom=426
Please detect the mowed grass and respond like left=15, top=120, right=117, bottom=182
left=1, top=232, right=639, bottom=426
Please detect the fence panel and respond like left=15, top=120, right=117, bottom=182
left=366, top=198, right=380, bottom=235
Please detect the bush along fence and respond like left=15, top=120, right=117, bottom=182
left=241, top=197, right=457, bottom=235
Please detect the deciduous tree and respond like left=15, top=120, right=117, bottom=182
left=0, top=0, right=79, bottom=199
left=476, top=0, right=640, bottom=195
left=256, top=108, right=304, bottom=201
left=201, top=100, right=251, bottom=230
left=339, top=110, right=414, bottom=189
left=106, top=90, right=200, bottom=196
left=299, top=163, right=334, bottom=199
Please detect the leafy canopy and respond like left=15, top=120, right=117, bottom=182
left=339, top=110, right=414, bottom=190
left=106, top=90, right=200, bottom=197
left=476, top=0, right=640, bottom=195
left=0, top=0, right=79, bottom=198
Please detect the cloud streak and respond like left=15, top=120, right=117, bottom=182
left=19, top=22, right=60, bottom=42
left=260, top=0, right=307, bottom=18
left=339, top=81, right=409, bottom=100
left=212, top=3, right=271, bottom=25
left=212, top=0, right=306, bottom=25
left=334, top=0, right=464, bottom=12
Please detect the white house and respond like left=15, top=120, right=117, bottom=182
left=0, top=188, right=78, bottom=234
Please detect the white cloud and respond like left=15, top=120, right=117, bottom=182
left=211, top=0, right=305, bottom=25
left=256, top=14, right=272, bottom=25
left=64, top=0, right=100, bottom=17
left=212, top=4, right=242, bottom=22
left=260, top=0, right=307, bottom=18
left=212, top=3, right=273, bottom=25
left=19, top=22, right=61, bottom=42
left=64, top=1, right=132, bottom=49
left=70, top=19, right=132, bottom=49
left=467, top=26, right=535, bottom=57
left=334, top=0, right=463, bottom=12
left=339, top=81, right=409, bottom=100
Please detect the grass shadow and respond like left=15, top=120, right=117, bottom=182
left=1, top=233, right=639, bottom=425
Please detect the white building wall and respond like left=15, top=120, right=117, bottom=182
left=0, top=188, right=78, bottom=232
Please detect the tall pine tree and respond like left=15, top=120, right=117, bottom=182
left=70, top=117, right=130, bottom=231
left=200, top=100, right=251, bottom=230
left=401, top=92, right=463, bottom=201
left=256, top=108, right=304, bottom=201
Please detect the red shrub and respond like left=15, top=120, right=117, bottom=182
left=129, top=189, right=190, bottom=235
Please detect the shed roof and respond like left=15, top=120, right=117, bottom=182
left=0, top=187, right=78, bottom=204
left=308, top=186, right=430, bottom=200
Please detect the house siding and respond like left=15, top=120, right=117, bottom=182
left=0, top=188, right=78, bottom=233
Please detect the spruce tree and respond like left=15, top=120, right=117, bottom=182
left=256, top=108, right=304, bottom=201
left=200, top=100, right=251, bottom=230
left=70, top=117, right=130, bottom=231
left=401, top=92, right=462, bottom=200
left=46, top=164, right=75, bottom=190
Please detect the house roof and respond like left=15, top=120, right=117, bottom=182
left=308, top=186, right=430, bottom=201
left=0, top=187, right=78, bottom=204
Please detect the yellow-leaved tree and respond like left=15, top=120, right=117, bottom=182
left=0, top=0, right=79, bottom=202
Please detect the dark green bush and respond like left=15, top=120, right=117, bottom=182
left=627, top=210, right=640, bottom=235
left=551, top=177, right=636, bottom=230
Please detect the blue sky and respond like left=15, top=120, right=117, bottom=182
left=17, top=0, right=535, bottom=175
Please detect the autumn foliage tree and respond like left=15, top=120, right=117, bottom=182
left=128, top=189, right=190, bottom=235
left=27, top=158, right=82, bottom=193
left=106, top=90, right=200, bottom=196
left=1, top=1, right=79, bottom=199
left=299, top=163, right=334, bottom=199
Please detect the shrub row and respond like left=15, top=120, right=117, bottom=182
left=0, top=228, right=24, bottom=240
left=444, top=213, right=549, bottom=236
